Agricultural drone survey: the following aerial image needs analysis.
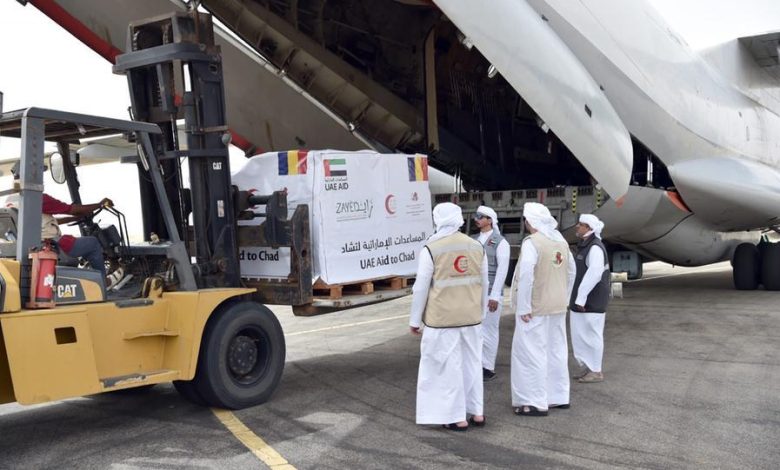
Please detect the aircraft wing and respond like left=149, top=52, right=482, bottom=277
left=0, top=158, right=17, bottom=178
left=432, top=0, right=632, bottom=198
left=0, top=134, right=136, bottom=178
left=739, top=31, right=780, bottom=82
left=669, top=156, right=780, bottom=231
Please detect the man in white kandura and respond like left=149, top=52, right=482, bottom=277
left=510, top=202, right=575, bottom=416
left=471, top=206, right=510, bottom=382
left=570, top=214, right=611, bottom=383
left=410, top=202, right=488, bottom=431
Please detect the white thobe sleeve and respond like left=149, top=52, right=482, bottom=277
left=489, top=239, right=510, bottom=301
left=514, top=239, right=538, bottom=316
left=409, top=248, right=433, bottom=328
left=481, top=253, right=489, bottom=312
left=574, top=245, right=605, bottom=306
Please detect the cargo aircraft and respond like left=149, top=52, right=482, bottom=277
left=16, top=0, right=780, bottom=289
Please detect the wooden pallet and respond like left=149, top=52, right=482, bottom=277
left=373, top=276, right=412, bottom=290
left=312, top=276, right=414, bottom=299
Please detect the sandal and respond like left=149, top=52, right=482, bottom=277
left=468, top=416, right=486, bottom=427
left=578, top=372, right=604, bottom=383
left=442, top=423, right=469, bottom=431
left=572, top=367, right=590, bottom=380
left=513, top=406, right=548, bottom=417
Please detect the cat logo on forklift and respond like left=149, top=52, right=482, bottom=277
left=55, top=281, right=85, bottom=302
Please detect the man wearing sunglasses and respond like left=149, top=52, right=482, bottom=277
left=471, top=206, right=510, bottom=382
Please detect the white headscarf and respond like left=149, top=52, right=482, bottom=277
left=427, top=202, right=465, bottom=243
left=523, top=202, right=565, bottom=242
left=579, top=213, right=605, bottom=239
left=475, top=205, right=500, bottom=234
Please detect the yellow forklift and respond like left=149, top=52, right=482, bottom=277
left=0, top=11, right=313, bottom=409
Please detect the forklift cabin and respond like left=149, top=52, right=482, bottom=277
left=0, top=108, right=188, bottom=291
left=0, top=9, right=324, bottom=411
left=0, top=107, right=285, bottom=409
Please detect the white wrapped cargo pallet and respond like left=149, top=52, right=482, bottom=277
left=231, top=150, right=434, bottom=285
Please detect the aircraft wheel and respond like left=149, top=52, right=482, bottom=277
left=733, top=243, right=760, bottom=290
left=760, top=243, right=780, bottom=291
left=629, top=261, right=643, bottom=280
left=193, top=301, right=286, bottom=409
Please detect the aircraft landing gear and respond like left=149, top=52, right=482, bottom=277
left=612, top=251, right=643, bottom=280
left=733, top=241, right=780, bottom=290
left=760, top=243, right=780, bottom=290
left=733, top=243, right=760, bottom=290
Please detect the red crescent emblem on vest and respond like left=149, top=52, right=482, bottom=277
left=454, top=255, right=468, bottom=273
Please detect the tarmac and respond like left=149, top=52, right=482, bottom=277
left=0, top=262, right=778, bottom=469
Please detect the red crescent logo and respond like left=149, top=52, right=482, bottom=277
left=453, top=255, right=468, bottom=273
left=385, top=194, right=396, bottom=214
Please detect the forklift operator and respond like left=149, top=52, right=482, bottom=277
left=6, top=163, right=123, bottom=289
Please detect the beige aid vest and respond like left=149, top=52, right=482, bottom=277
left=423, top=232, right=484, bottom=328
left=4, top=194, right=61, bottom=240
left=510, top=232, right=570, bottom=316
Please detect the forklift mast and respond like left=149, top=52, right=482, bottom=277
left=114, top=11, right=240, bottom=288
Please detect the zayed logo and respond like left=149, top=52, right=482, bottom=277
left=453, top=255, right=469, bottom=273
left=552, top=251, right=564, bottom=267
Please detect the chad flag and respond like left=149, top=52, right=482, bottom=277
left=407, top=155, right=429, bottom=182
left=278, top=150, right=308, bottom=175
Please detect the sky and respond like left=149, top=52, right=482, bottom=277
left=0, top=0, right=778, bottom=237
left=650, top=0, right=780, bottom=48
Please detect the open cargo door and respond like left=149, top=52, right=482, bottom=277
left=433, top=0, right=632, bottom=198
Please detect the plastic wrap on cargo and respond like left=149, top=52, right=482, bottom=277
left=231, top=150, right=434, bottom=285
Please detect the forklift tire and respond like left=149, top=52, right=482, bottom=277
left=733, top=243, right=760, bottom=290
left=760, top=243, right=780, bottom=291
left=193, top=301, right=286, bottom=409
left=172, top=380, right=208, bottom=406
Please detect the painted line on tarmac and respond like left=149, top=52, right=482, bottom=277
left=212, top=408, right=296, bottom=469
left=285, top=314, right=408, bottom=337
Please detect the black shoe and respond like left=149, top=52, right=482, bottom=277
left=468, top=416, right=486, bottom=427
left=513, top=406, right=548, bottom=417
left=482, top=368, right=496, bottom=382
left=442, top=423, right=469, bottom=431
left=549, top=403, right=570, bottom=409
